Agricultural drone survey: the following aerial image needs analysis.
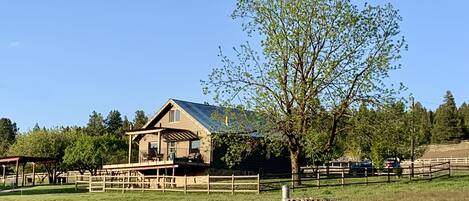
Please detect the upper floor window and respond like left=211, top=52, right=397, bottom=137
left=169, top=109, right=181, bottom=123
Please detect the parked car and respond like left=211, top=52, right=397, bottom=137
left=350, top=160, right=374, bottom=176
left=383, top=158, right=401, bottom=173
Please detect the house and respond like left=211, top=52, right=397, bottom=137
left=102, top=99, right=289, bottom=176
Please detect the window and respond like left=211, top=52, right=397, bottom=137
left=190, top=140, right=200, bottom=153
left=169, top=109, right=181, bottom=123
left=148, top=141, right=158, bottom=158
left=168, top=141, right=177, bottom=154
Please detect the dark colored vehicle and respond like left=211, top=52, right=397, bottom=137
left=383, top=158, right=401, bottom=173
left=350, top=161, right=374, bottom=176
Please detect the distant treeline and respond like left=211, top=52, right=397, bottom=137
left=0, top=90, right=468, bottom=175
left=343, top=90, right=468, bottom=165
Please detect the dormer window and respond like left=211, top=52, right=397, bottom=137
left=169, top=109, right=181, bottom=123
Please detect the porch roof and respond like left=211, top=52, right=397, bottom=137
left=126, top=127, right=199, bottom=142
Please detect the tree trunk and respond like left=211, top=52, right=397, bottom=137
left=290, top=149, right=301, bottom=187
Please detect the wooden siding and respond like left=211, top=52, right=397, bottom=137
left=138, top=104, right=211, bottom=164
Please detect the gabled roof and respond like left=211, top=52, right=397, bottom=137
left=144, top=99, right=255, bottom=134
left=172, top=99, right=226, bottom=133
left=143, top=99, right=224, bottom=133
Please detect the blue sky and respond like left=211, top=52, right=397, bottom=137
left=0, top=1, right=468, bottom=131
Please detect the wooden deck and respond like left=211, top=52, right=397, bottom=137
left=102, top=160, right=209, bottom=171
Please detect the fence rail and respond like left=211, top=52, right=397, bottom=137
left=413, top=157, right=469, bottom=164
left=262, top=161, right=451, bottom=191
left=75, top=174, right=260, bottom=194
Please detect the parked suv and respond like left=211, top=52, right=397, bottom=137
left=350, top=160, right=374, bottom=176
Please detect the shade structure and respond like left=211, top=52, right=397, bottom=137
left=162, top=129, right=198, bottom=142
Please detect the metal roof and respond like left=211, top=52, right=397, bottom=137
left=172, top=99, right=225, bottom=133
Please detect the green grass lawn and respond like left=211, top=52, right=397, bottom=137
left=1, top=175, right=469, bottom=201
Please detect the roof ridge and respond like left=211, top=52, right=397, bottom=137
left=171, top=98, right=220, bottom=108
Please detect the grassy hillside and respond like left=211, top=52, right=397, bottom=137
left=1, top=175, right=469, bottom=201
left=421, top=140, right=469, bottom=159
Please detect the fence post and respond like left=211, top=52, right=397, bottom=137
left=317, top=170, right=320, bottom=188
left=429, top=165, right=432, bottom=181
left=409, top=165, right=412, bottom=181
left=75, top=175, right=78, bottom=191
left=231, top=174, right=234, bottom=195
left=162, top=174, right=166, bottom=193
left=121, top=175, right=124, bottom=193
left=184, top=175, right=187, bottom=194
left=88, top=175, right=92, bottom=192
left=365, top=168, right=368, bottom=185
left=282, top=185, right=290, bottom=201
left=448, top=161, right=451, bottom=178
left=257, top=174, right=260, bottom=194
left=141, top=176, right=144, bottom=192
left=387, top=169, right=390, bottom=183
left=207, top=174, right=210, bottom=195
left=103, top=175, right=106, bottom=192
left=341, top=168, right=345, bottom=187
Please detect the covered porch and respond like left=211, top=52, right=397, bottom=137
left=126, top=127, right=204, bottom=164
left=101, top=127, right=208, bottom=177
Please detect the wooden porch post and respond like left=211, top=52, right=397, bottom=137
left=172, top=167, right=175, bottom=187
left=128, top=134, right=132, bottom=164
left=15, top=159, right=19, bottom=187
left=156, top=168, right=160, bottom=189
left=32, top=162, right=36, bottom=186
left=157, top=132, right=161, bottom=155
left=21, top=163, right=25, bottom=186
left=2, top=165, right=5, bottom=187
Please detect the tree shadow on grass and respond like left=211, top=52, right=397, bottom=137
left=0, top=185, right=88, bottom=197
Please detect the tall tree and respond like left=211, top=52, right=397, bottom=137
left=86, top=111, right=106, bottom=136
left=105, top=110, right=123, bottom=136
left=0, top=118, right=18, bottom=156
left=133, top=110, right=148, bottom=129
left=458, top=102, right=469, bottom=138
left=122, top=116, right=132, bottom=131
left=347, top=103, right=377, bottom=160
left=63, top=134, right=127, bottom=175
left=408, top=101, right=432, bottom=144
left=203, top=0, right=405, bottom=185
left=431, top=91, right=462, bottom=143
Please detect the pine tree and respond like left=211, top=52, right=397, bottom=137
left=411, top=102, right=432, bottom=144
left=431, top=91, right=462, bottom=143
left=105, top=110, right=123, bottom=136
left=86, top=111, right=106, bottom=136
left=458, top=102, right=469, bottom=138
left=122, top=116, right=132, bottom=131
left=133, top=110, right=148, bottom=129
left=0, top=118, right=18, bottom=156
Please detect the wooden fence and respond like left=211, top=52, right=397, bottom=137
left=75, top=174, right=260, bottom=194
left=413, top=157, right=469, bottom=164
left=262, top=161, right=451, bottom=191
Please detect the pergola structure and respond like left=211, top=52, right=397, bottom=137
left=0, top=156, right=56, bottom=187
left=101, top=127, right=204, bottom=177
